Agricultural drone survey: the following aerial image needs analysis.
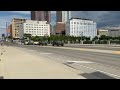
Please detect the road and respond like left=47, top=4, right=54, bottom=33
left=7, top=43, right=120, bottom=79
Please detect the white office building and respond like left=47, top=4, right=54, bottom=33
left=66, top=18, right=97, bottom=39
left=19, top=20, right=50, bottom=38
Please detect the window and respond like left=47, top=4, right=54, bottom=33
left=74, top=22, right=76, bottom=24
left=77, top=22, right=79, bottom=24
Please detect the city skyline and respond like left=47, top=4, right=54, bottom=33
left=56, top=11, right=71, bottom=23
left=31, top=11, right=51, bottom=23
left=1, top=11, right=120, bottom=36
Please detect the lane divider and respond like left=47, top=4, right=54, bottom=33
left=45, top=46, right=120, bottom=55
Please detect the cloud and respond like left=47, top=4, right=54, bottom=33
left=9, top=11, right=30, bottom=14
left=10, top=11, right=56, bottom=15
left=71, top=11, right=120, bottom=28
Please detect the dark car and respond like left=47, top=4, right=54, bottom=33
left=52, top=41, right=64, bottom=46
left=39, top=41, right=47, bottom=46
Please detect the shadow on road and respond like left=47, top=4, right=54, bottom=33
left=0, top=76, right=4, bottom=79
left=79, top=71, right=116, bottom=79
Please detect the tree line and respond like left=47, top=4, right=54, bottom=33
left=8, top=33, right=120, bottom=44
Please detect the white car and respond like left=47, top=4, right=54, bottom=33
left=34, top=42, right=39, bottom=45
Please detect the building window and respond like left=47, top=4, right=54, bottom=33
left=74, top=22, right=76, bottom=24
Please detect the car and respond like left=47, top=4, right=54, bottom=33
left=22, top=40, right=34, bottom=45
left=39, top=41, right=47, bottom=46
left=27, top=40, right=34, bottom=45
left=24, top=40, right=29, bottom=45
left=52, top=41, right=64, bottom=46
left=34, top=41, right=39, bottom=45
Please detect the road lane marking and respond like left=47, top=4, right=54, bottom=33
left=113, top=51, right=120, bottom=54
left=46, top=46, right=120, bottom=55
left=67, top=61, right=95, bottom=64
left=39, top=53, right=53, bottom=54
left=77, top=64, right=120, bottom=78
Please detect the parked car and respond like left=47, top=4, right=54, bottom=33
left=34, top=41, right=39, bottom=45
left=23, top=40, right=34, bottom=45
left=24, top=40, right=29, bottom=45
left=27, top=40, right=34, bottom=45
left=39, top=41, right=47, bottom=46
left=52, top=41, right=64, bottom=46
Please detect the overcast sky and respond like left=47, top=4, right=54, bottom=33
left=0, top=11, right=120, bottom=36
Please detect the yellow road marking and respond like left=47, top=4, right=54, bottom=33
left=113, top=51, right=120, bottom=55
left=79, top=48, right=86, bottom=51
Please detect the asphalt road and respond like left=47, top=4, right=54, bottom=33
left=64, top=44, right=120, bottom=51
left=7, top=43, right=120, bottom=79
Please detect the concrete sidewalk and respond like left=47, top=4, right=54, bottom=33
left=0, top=46, right=85, bottom=79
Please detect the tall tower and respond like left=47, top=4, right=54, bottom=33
left=31, top=11, right=51, bottom=23
left=56, top=11, right=71, bottom=23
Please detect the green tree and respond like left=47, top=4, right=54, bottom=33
left=100, top=35, right=107, bottom=40
left=92, top=36, right=98, bottom=41
left=23, top=33, right=32, bottom=40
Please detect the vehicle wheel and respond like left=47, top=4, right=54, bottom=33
left=61, top=45, right=63, bottom=46
left=52, top=44, right=54, bottom=46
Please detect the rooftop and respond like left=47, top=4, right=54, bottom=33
left=70, top=17, right=92, bottom=21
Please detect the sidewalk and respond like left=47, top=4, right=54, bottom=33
left=0, top=46, right=85, bottom=79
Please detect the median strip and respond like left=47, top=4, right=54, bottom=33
left=46, top=46, right=120, bottom=55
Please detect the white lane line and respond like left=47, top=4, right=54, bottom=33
left=39, top=53, right=53, bottom=54
left=78, top=64, right=120, bottom=78
left=67, top=61, right=95, bottom=64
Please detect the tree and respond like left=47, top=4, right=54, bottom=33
left=8, top=36, right=12, bottom=39
left=92, top=36, right=98, bottom=41
left=118, top=36, right=120, bottom=41
left=23, top=33, right=32, bottom=40
left=2, top=34, right=5, bottom=39
left=100, top=35, right=107, bottom=40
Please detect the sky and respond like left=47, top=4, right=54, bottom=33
left=0, top=11, right=120, bottom=36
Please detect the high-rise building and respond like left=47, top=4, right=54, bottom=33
left=11, top=18, right=26, bottom=39
left=55, top=22, right=65, bottom=35
left=31, top=11, right=51, bottom=23
left=56, top=11, right=71, bottom=23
